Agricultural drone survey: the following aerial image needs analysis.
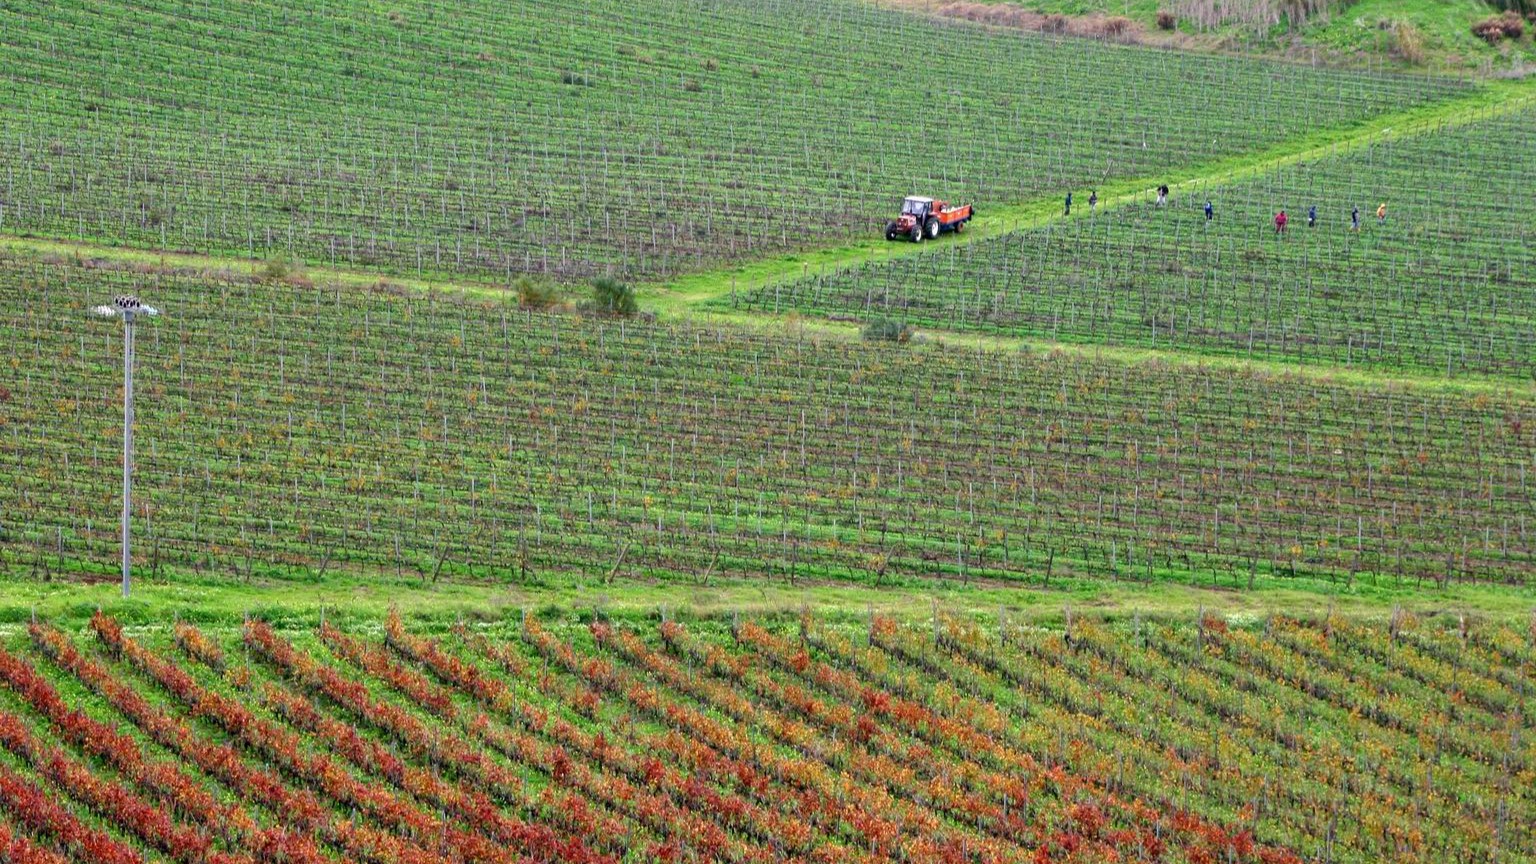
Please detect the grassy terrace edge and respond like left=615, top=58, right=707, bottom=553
left=4, top=564, right=1532, bottom=630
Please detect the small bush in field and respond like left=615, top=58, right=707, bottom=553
left=1156, top=10, right=1176, bottom=30
left=258, top=259, right=292, bottom=282
left=592, top=277, right=637, bottom=316
left=862, top=318, right=913, bottom=343
left=514, top=276, right=562, bottom=310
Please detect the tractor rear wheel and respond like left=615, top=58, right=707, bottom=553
left=926, top=218, right=940, bottom=240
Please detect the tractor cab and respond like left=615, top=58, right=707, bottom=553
left=901, top=197, right=933, bottom=219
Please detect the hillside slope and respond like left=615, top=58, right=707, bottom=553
left=0, top=0, right=1466, bottom=281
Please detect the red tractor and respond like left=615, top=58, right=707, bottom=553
left=885, top=196, right=973, bottom=242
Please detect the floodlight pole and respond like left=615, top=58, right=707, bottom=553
left=120, top=309, right=135, bottom=599
left=94, top=296, right=157, bottom=599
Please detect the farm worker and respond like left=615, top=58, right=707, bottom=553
left=1274, top=210, right=1288, bottom=234
left=1156, top=184, right=1169, bottom=206
left=1064, top=191, right=1073, bottom=216
left=1307, top=205, right=1317, bottom=227
left=1376, top=202, right=1387, bottom=225
left=1088, top=190, right=1098, bottom=213
left=1351, top=205, right=1361, bottom=231
left=1204, top=200, right=1214, bottom=221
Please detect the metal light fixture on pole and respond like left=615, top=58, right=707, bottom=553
left=91, top=295, right=160, bottom=598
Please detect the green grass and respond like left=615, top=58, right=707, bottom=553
left=1302, top=0, right=1536, bottom=69
left=5, top=569, right=1532, bottom=631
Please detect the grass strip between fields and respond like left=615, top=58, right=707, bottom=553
left=2, top=567, right=1532, bottom=629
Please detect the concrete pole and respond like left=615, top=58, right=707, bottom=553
left=121, top=311, right=135, bottom=598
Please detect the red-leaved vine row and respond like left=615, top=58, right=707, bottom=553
left=174, top=622, right=604, bottom=864
left=587, top=621, right=1031, bottom=863
left=656, top=621, right=1081, bottom=850
left=29, top=622, right=334, bottom=864
left=0, top=643, right=257, bottom=846
left=319, top=616, right=757, bottom=863
left=0, top=818, right=70, bottom=864
left=737, top=622, right=1200, bottom=861
left=394, top=615, right=864, bottom=863
left=0, top=765, right=138, bottom=864
left=519, top=619, right=925, bottom=863
left=82, top=614, right=451, bottom=864
left=0, top=700, right=250, bottom=864
left=316, top=619, right=766, bottom=863
left=668, top=621, right=1179, bottom=863
left=736, top=621, right=1303, bottom=864
left=244, top=619, right=640, bottom=860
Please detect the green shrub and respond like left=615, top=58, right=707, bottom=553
left=258, top=259, right=292, bottom=282
left=862, top=318, right=914, bottom=343
left=513, top=275, right=562, bottom=310
left=592, top=277, right=637, bottom=316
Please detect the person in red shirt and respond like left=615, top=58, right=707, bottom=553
left=1274, top=210, right=1288, bottom=234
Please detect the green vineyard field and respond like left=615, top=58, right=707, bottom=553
left=730, top=106, right=1536, bottom=377
left=3, top=254, right=1532, bottom=589
left=0, top=0, right=1468, bottom=280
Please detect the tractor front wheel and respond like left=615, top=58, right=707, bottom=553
left=910, top=224, right=924, bottom=242
left=926, top=218, right=940, bottom=240
left=885, top=222, right=900, bottom=241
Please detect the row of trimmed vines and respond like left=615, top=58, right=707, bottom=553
left=0, top=611, right=1528, bottom=862
left=4, top=255, right=1532, bottom=588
